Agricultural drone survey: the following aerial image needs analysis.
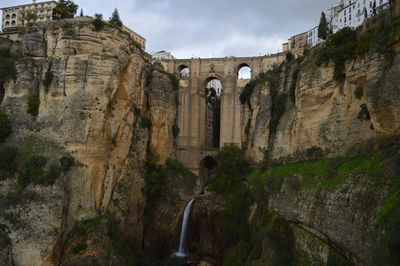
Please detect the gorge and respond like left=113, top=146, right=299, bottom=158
left=0, top=2, right=400, bottom=266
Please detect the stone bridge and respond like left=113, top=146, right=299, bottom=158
left=159, top=54, right=285, bottom=173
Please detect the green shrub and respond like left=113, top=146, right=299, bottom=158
left=172, top=123, right=180, bottom=137
left=42, top=163, right=61, bottom=185
left=285, top=52, right=295, bottom=62
left=92, top=13, right=105, bottom=31
left=223, top=187, right=251, bottom=245
left=239, top=80, right=256, bottom=105
left=264, top=215, right=295, bottom=265
left=357, top=104, right=371, bottom=121
left=139, top=117, right=151, bottom=129
left=317, top=27, right=358, bottom=81
left=72, top=242, right=88, bottom=254
left=223, top=240, right=250, bottom=266
left=165, top=158, right=197, bottom=190
left=354, top=86, right=363, bottom=99
left=327, top=248, right=352, bottom=266
left=60, top=155, right=74, bottom=172
left=210, top=144, right=250, bottom=193
left=0, top=110, right=12, bottom=142
left=42, top=71, right=54, bottom=89
left=306, top=146, right=324, bottom=160
left=27, top=95, right=40, bottom=116
left=289, top=69, right=299, bottom=104
left=142, top=149, right=167, bottom=209
left=0, top=146, right=18, bottom=176
left=165, top=72, right=179, bottom=91
left=17, top=155, right=47, bottom=187
left=0, top=49, right=16, bottom=84
left=269, top=92, right=287, bottom=138
left=61, top=22, right=75, bottom=36
left=132, top=39, right=142, bottom=50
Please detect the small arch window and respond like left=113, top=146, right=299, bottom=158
left=178, top=65, right=190, bottom=78
left=5, top=21, right=10, bottom=27
left=11, top=14, right=16, bottom=19
left=237, top=64, right=251, bottom=80
left=11, top=20, right=16, bottom=26
left=5, top=14, right=10, bottom=20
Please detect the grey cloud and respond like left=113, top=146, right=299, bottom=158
left=1, top=0, right=339, bottom=58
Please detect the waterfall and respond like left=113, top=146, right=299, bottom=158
left=173, top=198, right=195, bottom=257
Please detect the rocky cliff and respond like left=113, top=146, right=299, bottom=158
left=0, top=18, right=178, bottom=265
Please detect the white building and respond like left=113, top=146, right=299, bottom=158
left=307, top=26, right=324, bottom=47
left=151, top=50, right=175, bottom=60
left=1, top=0, right=57, bottom=33
left=334, top=0, right=390, bottom=33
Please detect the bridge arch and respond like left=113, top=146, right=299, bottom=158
left=237, top=63, right=252, bottom=80
left=201, top=76, right=222, bottom=148
left=198, top=155, right=217, bottom=186
left=178, top=64, right=190, bottom=78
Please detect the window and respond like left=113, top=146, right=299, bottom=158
left=11, top=14, right=16, bottom=19
left=11, top=20, right=16, bottom=26
left=5, top=14, right=10, bottom=20
left=345, top=17, right=347, bottom=22
left=349, top=7, right=351, bottom=13
left=350, top=14, right=351, bottom=20
left=5, top=21, right=9, bottom=26
left=345, top=9, right=347, bottom=15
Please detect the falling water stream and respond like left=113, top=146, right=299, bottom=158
left=173, top=198, right=195, bottom=257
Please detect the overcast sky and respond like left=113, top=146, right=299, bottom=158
left=1, top=0, right=339, bottom=58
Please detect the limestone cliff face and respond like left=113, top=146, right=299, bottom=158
left=0, top=18, right=177, bottom=265
left=242, top=44, right=400, bottom=163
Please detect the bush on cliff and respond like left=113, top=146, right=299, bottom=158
left=317, top=27, right=357, bottom=81
left=0, top=146, right=18, bottom=178
left=92, top=13, right=105, bottom=31
left=0, top=49, right=16, bottom=85
left=209, top=144, right=250, bottom=193
left=26, top=95, right=40, bottom=117
left=0, top=110, right=12, bottom=142
left=17, top=155, right=47, bottom=187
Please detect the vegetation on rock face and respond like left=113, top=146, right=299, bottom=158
left=0, top=110, right=12, bottom=143
left=26, top=95, right=40, bottom=116
left=17, top=155, right=47, bottom=187
left=318, top=27, right=358, bottom=81
left=0, top=146, right=18, bottom=178
left=354, top=86, right=363, bottom=99
left=92, top=14, right=105, bottom=31
left=142, top=149, right=196, bottom=220
left=60, top=155, right=75, bottom=172
left=42, top=70, right=54, bottom=90
left=0, top=49, right=16, bottom=85
left=209, top=144, right=250, bottom=193
left=172, top=123, right=180, bottom=137
left=289, top=69, right=299, bottom=104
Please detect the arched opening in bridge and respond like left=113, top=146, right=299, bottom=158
left=199, top=156, right=217, bottom=187
left=203, top=77, right=222, bottom=148
left=237, top=64, right=251, bottom=80
left=178, top=65, right=190, bottom=78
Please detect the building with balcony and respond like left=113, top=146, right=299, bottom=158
left=1, top=0, right=57, bottom=35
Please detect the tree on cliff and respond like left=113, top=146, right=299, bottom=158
left=109, top=8, right=123, bottom=27
left=318, top=12, right=328, bottom=40
left=53, top=0, right=78, bottom=19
